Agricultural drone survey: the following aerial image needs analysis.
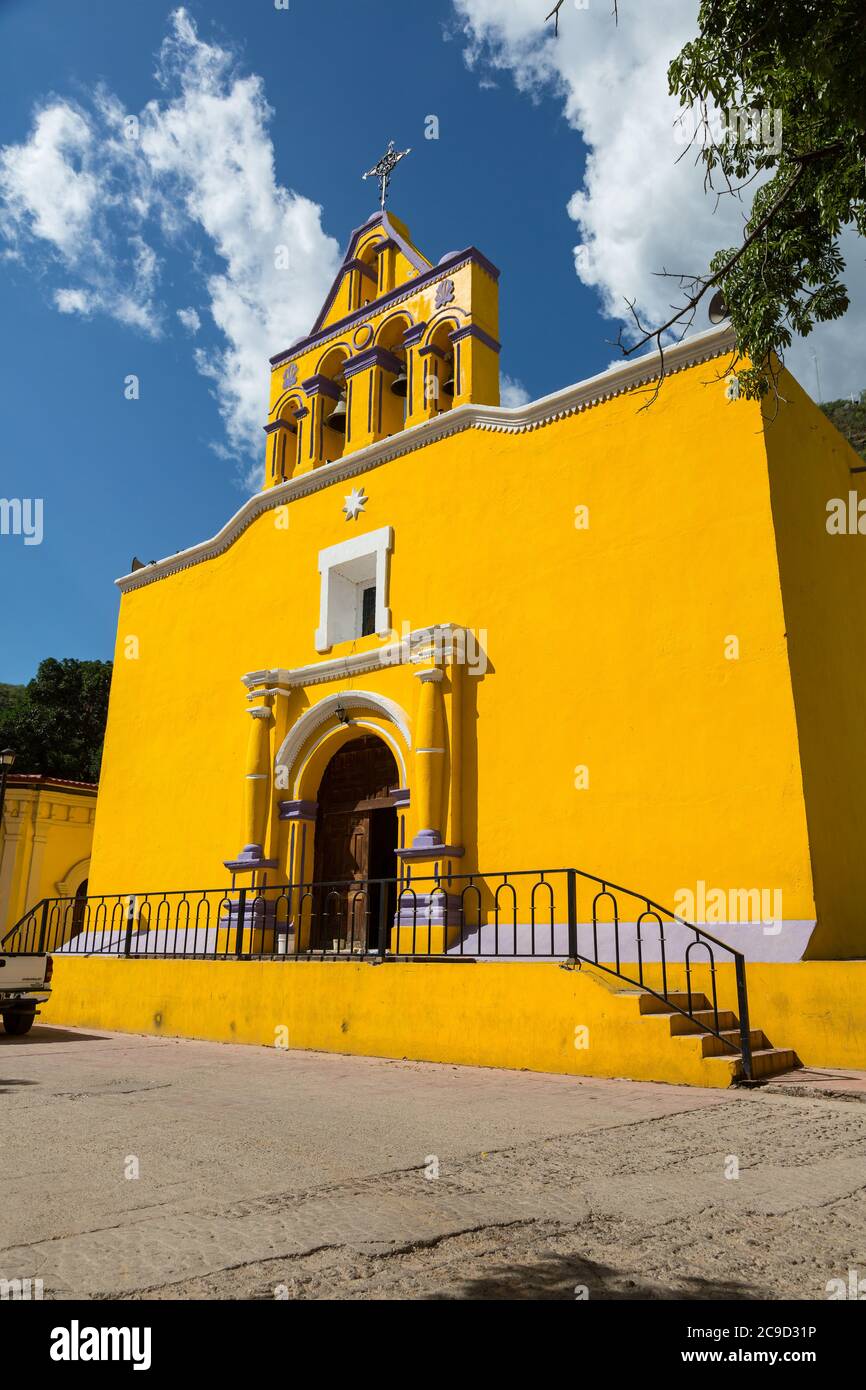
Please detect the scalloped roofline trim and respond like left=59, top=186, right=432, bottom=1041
left=116, top=323, right=738, bottom=595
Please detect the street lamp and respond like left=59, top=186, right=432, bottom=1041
left=0, top=748, right=15, bottom=833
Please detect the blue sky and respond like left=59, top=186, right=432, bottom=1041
left=1, top=0, right=863, bottom=684
left=0, top=0, right=595, bottom=683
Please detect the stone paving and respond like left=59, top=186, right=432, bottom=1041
left=1, top=1027, right=864, bottom=1300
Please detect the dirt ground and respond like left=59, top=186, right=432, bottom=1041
left=1, top=1026, right=863, bottom=1300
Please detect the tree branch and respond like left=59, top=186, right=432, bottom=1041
left=547, top=0, right=618, bottom=35
left=614, top=145, right=840, bottom=372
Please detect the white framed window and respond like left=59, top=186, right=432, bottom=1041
left=315, top=526, right=393, bottom=652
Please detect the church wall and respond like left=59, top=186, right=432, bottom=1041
left=89, top=353, right=823, bottom=958
left=763, top=372, right=866, bottom=959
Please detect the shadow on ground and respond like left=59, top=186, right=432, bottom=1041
left=428, top=1254, right=758, bottom=1301
left=0, top=1026, right=106, bottom=1045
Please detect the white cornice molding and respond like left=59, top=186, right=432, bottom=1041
left=243, top=623, right=464, bottom=693
left=116, top=324, right=738, bottom=595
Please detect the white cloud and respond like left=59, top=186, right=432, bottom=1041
left=177, top=305, right=201, bottom=334
left=0, top=98, right=162, bottom=336
left=0, top=104, right=98, bottom=256
left=54, top=287, right=92, bottom=315
left=0, top=8, right=341, bottom=481
left=500, top=372, right=531, bottom=407
left=453, top=0, right=866, bottom=400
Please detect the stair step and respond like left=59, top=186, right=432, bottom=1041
left=704, top=1047, right=800, bottom=1082
left=638, top=991, right=710, bottom=1016
left=695, top=1027, right=768, bottom=1058
left=669, top=1009, right=738, bottom=1036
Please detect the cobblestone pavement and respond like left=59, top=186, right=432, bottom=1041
left=1, top=1027, right=864, bottom=1300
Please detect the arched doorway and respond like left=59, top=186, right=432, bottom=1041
left=312, top=736, right=399, bottom=951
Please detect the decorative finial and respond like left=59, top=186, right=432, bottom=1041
left=362, top=139, right=411, bottom=212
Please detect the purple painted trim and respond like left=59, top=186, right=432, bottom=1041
left=450, top=323, right=501, bottom=355
left=294, top=406, right=310, bottom=419
left=418, top=343, right=447, bottom=360
left=462, top=246, right=500, bottom=283
left=397, top=829, right=465, bottom=862
left=271, top=243, right=498, bottom=368
left=396, top=891, right=463, bottom=928
left=304, top=213, right=431, bottom=341
left=301, top=374, right=343, bottom=400
left=373, top=237, right=398, bottom=256
left=397, top=843, right=465, bottom=863
left=263, top=419, right=297, bottom=435
left=278, top=799, right=318, bottom=822
left=345, top=257, right=378, bottom=283
left=402, top=322, right=427, bottom=347
left=390, top=787, right=410, bottom=808
left=342, top=346, right=403, bottom=380
left=223, top=843, right=279, bottom=873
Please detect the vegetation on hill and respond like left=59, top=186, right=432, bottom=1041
left=0, top=658, right=113, bottom=783
left=819, top=393, right=866, bottom=462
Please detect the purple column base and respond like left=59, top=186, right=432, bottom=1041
left=395, top=891, right=463, bottom=929
left=223, top=843, right=278, bottom=873
left=397, top=829, right=464, bottom=863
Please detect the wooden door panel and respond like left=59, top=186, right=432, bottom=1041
left=312, top=737, right=400, bottom=951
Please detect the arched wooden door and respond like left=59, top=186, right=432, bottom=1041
left=312, top=736, right=399, bottom=951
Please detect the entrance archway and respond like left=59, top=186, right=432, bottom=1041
left=312, top=735, right=399, bottom=951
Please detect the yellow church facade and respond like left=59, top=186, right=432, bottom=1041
left=18, top=205, right=866, bottom=1082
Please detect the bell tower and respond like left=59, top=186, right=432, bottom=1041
left=262, top=146, right=501, bottom=488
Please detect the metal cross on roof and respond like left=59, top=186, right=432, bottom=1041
left=362, top=140, right=411, bottom=212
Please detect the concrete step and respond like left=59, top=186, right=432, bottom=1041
left=637, top=991, right=710, bottom=1016
left=669, top=1008, right=738, bottom=1036
left=704, top=1047, right=801, bottom=1084
left=695, top=1027, right=768, bottom=1058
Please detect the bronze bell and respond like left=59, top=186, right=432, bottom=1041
left=327, top=391, right=347, bottom=432
left=442, top=370, right=455, bottom=397
left=390, top=367, right=408, bottom=398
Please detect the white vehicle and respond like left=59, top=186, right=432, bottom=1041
left=0, top=954, right=52, bottom=1035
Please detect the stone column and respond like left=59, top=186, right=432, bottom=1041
left=263, top=418, right=297, bottom=485
left=343, top=347, right=404, bottom=452
left=410, top=668, right=446, bottom=853
left=449, top=324, right=501, bottom=408
left=413, top=344, right=448, bottom=424
left=225, top=700, right=277, bottom=874
left=402, top=323, right=428, bottom=429
left=300, top=375, right=343, bottom=467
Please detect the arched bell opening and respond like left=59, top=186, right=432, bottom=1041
left=427, top=323, right=457, bottom=415
left=376, top=313, right=412, bottom=436
left=274, top=395, right=303, bottom=482
left=354, top=238, right=380, bottom=310
left=318, top=346, right=350, bottom=462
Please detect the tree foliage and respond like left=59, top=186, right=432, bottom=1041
left=0, top=658, right=113, bottom=783
left=667, top=0, right=866, bottom=398
left=549, top=1, right=866, bottom=399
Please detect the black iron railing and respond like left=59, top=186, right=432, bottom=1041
left=1, top=866, right=753, bottom=1078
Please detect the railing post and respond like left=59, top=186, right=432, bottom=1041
left=36, top=899, right=49, bottom=953
left=377, top=880, right=389, bottom=959
left=235, top=887, right=247, bottom=957
left=735, top=955, right=753, bottom=1081
left=567, top=869, right=578, bottom=960
left=123, top=897, right=135, bottom=957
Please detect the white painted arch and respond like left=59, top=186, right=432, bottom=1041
left=275, top=690, right=412, bottom=793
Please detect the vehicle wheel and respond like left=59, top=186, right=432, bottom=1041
left=2, top=1009, right=35, bottom=1036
